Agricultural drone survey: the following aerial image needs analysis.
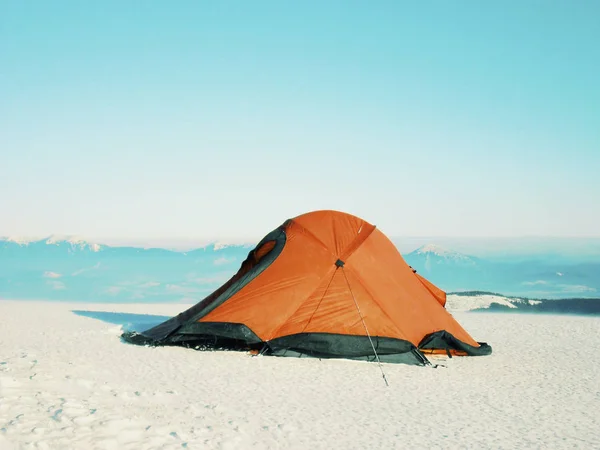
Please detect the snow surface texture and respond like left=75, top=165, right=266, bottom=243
left=1, top=301, right=599, bottom=449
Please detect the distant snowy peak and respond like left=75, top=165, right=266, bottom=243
left=415, top=244, right=454, bottom=256
left=213, top=242, right=235, bottom=251
left=2, top=236, right=40, bottom=245
left=209, top=241, right=255, bottom=251
left=410, top=244, right=474, bottom=262
left=44, top=235, right=102, bottom=252
left=0, top=235, right=255, bottom=253
left=0, top=235, right=102, bottom=252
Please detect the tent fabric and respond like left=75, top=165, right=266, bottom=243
left=123, top=210, right=491, bottom=365
left=415, top=273, right=447, bottom=307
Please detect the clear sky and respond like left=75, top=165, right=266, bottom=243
left=1, top=1, right=599, bottom=242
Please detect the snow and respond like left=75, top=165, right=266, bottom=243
left=45, top=235, right=102, bottom=252
left=0, top=236, right=102, bottom=252
left=1, top=301, right=599, bottom=449
left=413, top=244, right=473, bottom=262
left=416, top=243, right=451, bottom=255
left=446, top=294, right=519, bottom=311
left=211, top=241, right=254, bottom=251
left=1, top=236, right=40, bottom=245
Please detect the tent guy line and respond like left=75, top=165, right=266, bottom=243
left=341, top=263, right=389, bottom=386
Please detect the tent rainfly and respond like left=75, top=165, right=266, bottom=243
left=123, top=210, right=491, bottom=365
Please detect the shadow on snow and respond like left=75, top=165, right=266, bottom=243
left=71, top=310, right=170, bottom=333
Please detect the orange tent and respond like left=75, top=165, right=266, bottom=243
left=125, top=210, right=491, bottom=365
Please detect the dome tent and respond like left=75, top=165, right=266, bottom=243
left=123, top=210, right=491, bottom=365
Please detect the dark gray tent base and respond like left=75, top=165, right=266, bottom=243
left=419, top=330, right=492, bottom=357
left=122, top=326, right=491, bottom=366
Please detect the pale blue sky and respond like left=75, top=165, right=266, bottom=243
left=1, top=1, right=599, bottom=242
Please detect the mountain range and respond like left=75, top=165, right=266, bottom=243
left=0, top=236, right=250, bottom=303
left=1, top=236, right=598, bottom=303
left=403, top=244, right=600, bottom=299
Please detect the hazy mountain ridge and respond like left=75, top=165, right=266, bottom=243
left=0, top=237, right=252, bottom=303
left=404, top=244, right=600, bottom=299
left=1, top=238, right=599, bottom=303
